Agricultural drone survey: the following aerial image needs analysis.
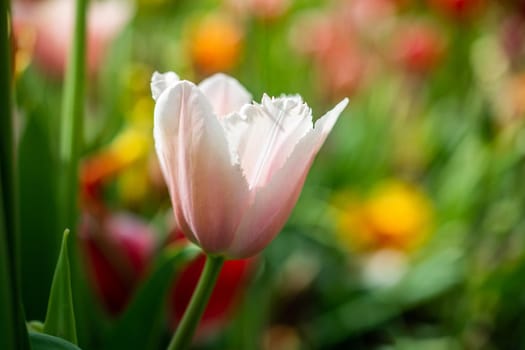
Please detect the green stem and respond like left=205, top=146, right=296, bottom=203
left=167, top=255, right=225, bottom=350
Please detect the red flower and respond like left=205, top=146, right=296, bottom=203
left=80, top=213, right=156, bottom=315
left=392, top=22, right=446, bottom=74
left=428, top=0, right=485, bottom=20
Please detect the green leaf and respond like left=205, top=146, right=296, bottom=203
left=103, top=244, right=200, bottom=350
left=1, top=1, right=31, bottom=349
left=18, top=113, right=60, bottom=321
left=0, top=187, right=15, bottom=350
left=43, top=229, right=78, bottom=344
left=29, top=332, right=81, bottom=350
left=27, top=320, right=45, bottom=333
left=307, top=249, right=464, bottom=347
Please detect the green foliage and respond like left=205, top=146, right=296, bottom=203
left=0, top=183, right=16, bottom=350
left=10, top=0, right=525, bottom=349
left=29, top=332, right=81, bottom=350
left=18, top=111, right=60, bottom=320
left=103, top=245, right=200, bottom=350
left=43, top=230, right=77, bottom=344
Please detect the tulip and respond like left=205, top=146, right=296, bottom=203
left=13, top=0, right=132, bottom=78
left=151, top=72, right=348, bottom=259
left=392, top=22, right=446, bottom=75
left=153, top=72, right=347, bottom=350
left=79, top=212, right=155, bottom=315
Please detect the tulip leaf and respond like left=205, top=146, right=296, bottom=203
left=29, top=332, right=82, bottom=350
left=103, top=244, right=200, bottom=350
left=18, top=112, right=60, bottom=320
left=0, top=195, right=16, bottom=350
left=43, top=229, right=78, bottom=344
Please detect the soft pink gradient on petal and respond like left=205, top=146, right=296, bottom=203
left=228, top=98, right=349, bottom=258
left=198, top=73, right=252, bottom=117
left=152, top=72, right=348, bottom=258
left=154, top=81, right=250, bottom=253
left=221, top=94, right=313, bottom=189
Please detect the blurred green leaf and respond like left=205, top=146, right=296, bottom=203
left=1, top=0, right=31, bottom=347
left=18, top=113, right=60, bottom=320
left=29, top=332, right=81, bottom=350
left=103, top=244, right=200, bottom=350
left=307, top=249, right=464, bottom=347
left=28, top=320, right=45, bottom=333
left=43, top=229, right=77, bottom=344
left=392, top=337, right=462, bottom=350
left=0, top=183, right=16, bottom=350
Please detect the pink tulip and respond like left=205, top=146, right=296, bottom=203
left=13, top=0, right=132, bottom=78
left=151, top=72, right=348, bottom=258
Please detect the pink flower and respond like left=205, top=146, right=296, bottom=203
left=13, top=0, right=132, bottom=78
left=151, top=72, right=348, bottom=258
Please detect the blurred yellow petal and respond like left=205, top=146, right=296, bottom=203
left=118, top=164, right=149, bottom=205
left=110, top=128, right=150, bottom=167
left=81, top=128, right=150, bottom=187
left=334, top=180, right=433, bottom=253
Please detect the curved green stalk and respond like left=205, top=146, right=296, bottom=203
left=167, top=255, right=225, bottom=350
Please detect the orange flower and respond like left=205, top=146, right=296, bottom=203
left=335, top=180, right=433, bottom=253
left=189, top=15, right=243, bottom=75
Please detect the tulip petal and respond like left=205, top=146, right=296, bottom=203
left=151, top=71, right=180, bottom=101
left=227, top=98, right=349, bottom=258
left=154, top=81, right=250, bottom=253
left=198, top=73, right=252, bottom=117
left=221, top=95, right=313, bottom=189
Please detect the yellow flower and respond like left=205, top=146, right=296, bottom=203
left=336, top=180, right=432, bottom=253
left=81, top=128, right=150, bottom=186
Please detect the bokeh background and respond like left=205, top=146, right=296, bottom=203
left=11, top=0, right=525, bottom=349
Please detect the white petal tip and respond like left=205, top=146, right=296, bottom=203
left=315, top=97, right=349, bottom=134
left=198, top=73, right=253, bottom=116
left=151, top=71, right=180, bottom=101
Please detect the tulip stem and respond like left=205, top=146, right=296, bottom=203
left=167, top=254, right=225, bottom=350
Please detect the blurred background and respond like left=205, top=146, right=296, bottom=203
left=10, top=0, right=525, bottom=349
